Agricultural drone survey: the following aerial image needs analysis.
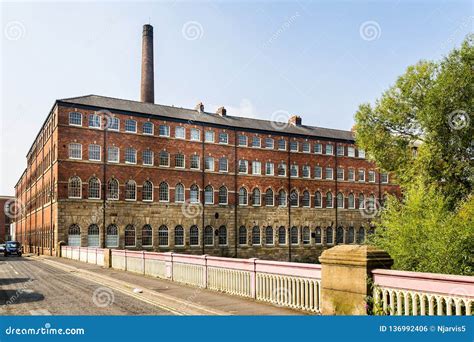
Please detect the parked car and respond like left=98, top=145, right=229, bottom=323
left=0, top=244, right=5, bottom=253
left=4, top=241, right=22, bottom=257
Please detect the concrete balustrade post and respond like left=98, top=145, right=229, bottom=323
left=319, top=245, right=393, bottom=315
left=164, top=252, right=174, bottom=280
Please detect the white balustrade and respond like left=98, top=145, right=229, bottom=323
left=207, top=267, right=252, bottom=297
left=173, top=262, right=205, bottom=287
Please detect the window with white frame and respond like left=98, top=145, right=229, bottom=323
left=204, top=130, right=215, bottom=143
left=159, top=151, right=169, bottom=166
left=69, top=112, right=82, bottom=126
left=303, top=226, right=310, bottom=245
left=175, top=226, right=184, bottom=246
left=314, top=143, right=322, bottom=154
left=290, top=190, right=299, bottom=207
left=158, top=225, right=169, bottom=246
left=204, top=226, right=214, bottom=246
left=265, top=162, right=274, bottom=176
left=337, top=168, right=344, bottom=180
left=106, top=224, right=118, bottom=247
left=175, top=126, right=185, bottom=139
left=278, top=190, right=287, bottom=206
left=337, top=145, right=344, bottom=156
left=368, top=170, right=376, bottom=182
left=125, top=119, right=137, bottom=133
left=239, top=187, right=248, bottom=205
left=175, top=183, right=185, bottom=203
left=325, top=144, right=334, bottom=155
left=125, top=180, right=137, bottom=200
left=190, top=184, right=199, bottom=203
left=358, top=149, right=366, bottom=158
left=68, top=143, right=82, bottom=159
left=218, top=226, right=227, bottom=245
left=358, top=169, right=365, bottom=182
left=159, top=182, right=169, bottom=202
left=315, top=166, right=322, bottom=179
left=238, top=160, right=248, bottom=174
left=107, top=178, right=119, bottom=200
left=218, top=132, right=228, bottom=144
left=88, top=177, right=100, bottom=199
left=174, top=153, right=184, bottom=168
left=278, top=226, right=286, bottom=245
left=326, top=192, right=333, bottom=208
left=359, top=194, right=365, bottom=209
left=190, top=128, right=200, bottom=141
left=142, top=225, right=153, bottom=246
left=68, top=176, right=82, bottom=198
left=290, top=226, right=298, bottom=245
left=108, top=146, right=119, bottom=163
left=159, top=125, right=170, bottom=137
left=381, top=173, right=389, bottom=183
left=204, top=185, right=214, bottom=204
left=238, top=134, right=247, bottom=146
left=252, top=161, right=261, bottom=175
left=108, top=117, right=119, bottom=131
left=218, top=157, right=228, bottom=172
left=124, top=225, right=136, bottom=247
left=218, top=186, right=228, bottom=205
left=325, top=167, right=333, bottom=180
left=205, top=156, right=214, bottom=171
left=252, top=188, right=261, bottom=206
left=125, top=147, right=137, bottom=164
left=278, top=139, right=286, bottom=150
left=143, top=150, right=154, bottom=166
left=337, top=192, right=344, bottom=208
left=190, top=226, right=199, bottom=246
left=190, top=155, right=200, bottom=169
left=251, top=136, right=261, bottom=148
left=302, top=191, right=310, bottom=207
left=265, top=189, right=274, bottom=206
left=88, top=224, right=100, bottom=247
left=315, top=191, right=322, bottom=208
left=265, top=138, right=274, bottom=149
left=302, top=165, right=310, bottom=178
left=89, top=114, right=101, bottom=128
left=302, top=142, right=310, bottom=153
left=348, top=168, right=355, bottom=181
left=262, top=226, right=273, bottom=245
left=290, top=141, right=298, bottom=152
left=143, top=122, right=154, bottom=135
left=252, top=226, right=260, bottom=245
left=142, top=181, right=153, bottom=201
left=278, top=162, right=286, bottom=176
left=89, top=144, right=101, bottom=161
left=238, top=226, right=247, bottom=245
left=348, top=193, right=355, bottom=209
left=348, top=146, right=355, bottom=157
left=290, top=164, right=298, bottom=177
left=68, top=224, right=81, bottom=246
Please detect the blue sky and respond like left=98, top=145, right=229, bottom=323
left=1, top=0, right=471, bottom=195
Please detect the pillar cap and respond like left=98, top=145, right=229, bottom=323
left=319, top=245, right=393, bottom=268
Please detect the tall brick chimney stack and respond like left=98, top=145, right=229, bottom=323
left=140, top=24, right=154, bottom=103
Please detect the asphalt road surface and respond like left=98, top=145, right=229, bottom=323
left=0, top=255, right=175, bottom=315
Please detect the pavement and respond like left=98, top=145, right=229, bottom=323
left=0, top=254, right=307, bottom=316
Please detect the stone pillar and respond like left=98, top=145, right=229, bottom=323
left=319, top=245, right=393, bottom=315
left=103, top=248, right=112, bottom=268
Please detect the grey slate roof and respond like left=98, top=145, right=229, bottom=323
left=58, top=95, right=355, bottom=142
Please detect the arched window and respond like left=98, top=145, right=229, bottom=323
left=290, top=190, right=299, bottom=207
left=265, top=226, right=273, bottom=245
left=158, top=225, right=169, bottom=246
left=140, top=180, right=153, bottom=201
left=125, top=180, right=136, bottom=200
left=348, top=193, right=355, bottom=209
left=265, top=189, right=274, bottom=206
left=218, top=226, right=227, bottom=245
left=326, top=227, right=333, bottom=244
left=252, top=226, right=261, bottom=245
left=357, top=227, right=365, bottom=243
left=315, top=227, right=322, bottom=244
left=159, top=182, right=169, bottom=202
left=87, top=224, right=99, bottom=247
left=218, top=186, right=228, bottom=205
left=68, top=177, right=82, bottom=199
left=337, top=192, right=344, bottom=208
left=106, top=224, right=118, bottom=247
left=290, top=226, right=298, bottom=245
left=175, top=225, right=184, bottom=246
left=142, top=225, right=153, bottom=247
left=302, top=191, right=310, bottom=207
left=88, top=177, right=100, bottom=199
left=125, top=224, right=136, bottom=247
left=303, top=226, right=310, bottom=245
left=347, top=226, right=355, bottom=244
left=252, top=188, right=261, bottom=206
left=204, top=185, right=214, bottom=204
left=278, top=226, right=286, bottom=245
left=190, top=184, right=199, bottom=203
left=336, top=226, right=344, bottom=244
left=204, top=226, right=214, bottom=246
left=190, top=225, right=199, bottom=246
left=278, top=190, right=287, bottom=207
left=359, top=194, right=365, bottom=209
left=238, top=226, right=247, bottom=245
left=315, top=191, right=322, bottom=208
left=68, top=224, right=80, bottom=246
left=326, top=192, right=333, bottom=208
left=239, top=187, right=248, bottom=206
left=175, top=183, right=185, bottom=203
left=107, top=178, right=119, bottom=200
left=368, top=194, right=376, bottom=210
left=159, top=150, right=170, bottom=166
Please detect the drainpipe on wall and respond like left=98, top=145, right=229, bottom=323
left=287, top=137, right=291, bottom=262
left=233, top=128, right=238, bottom=258
left=201, top=123, right=205, bottom=255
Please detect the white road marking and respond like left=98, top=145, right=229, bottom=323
left=29, top=309, right=52, bottom=315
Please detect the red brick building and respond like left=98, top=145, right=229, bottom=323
left=13, top=25, right=399, bottom=261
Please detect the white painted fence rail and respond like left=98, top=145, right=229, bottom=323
left=372, top=269, right=473, bottom=316
left=62, top=246, right=104, bottom=266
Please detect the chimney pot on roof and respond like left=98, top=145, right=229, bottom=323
left=195, top=102, right=204, bottom=113
left=289, top=115, right=302, bottom=126
left=216, top=106, right=227, bottom=116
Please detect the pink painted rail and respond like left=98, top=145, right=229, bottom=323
left=372, top=269, right=473, bottom=316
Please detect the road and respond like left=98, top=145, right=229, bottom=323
left=0, top=255, right=175, bottom=315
